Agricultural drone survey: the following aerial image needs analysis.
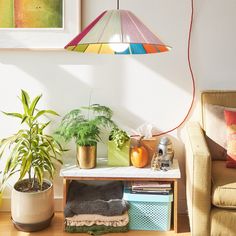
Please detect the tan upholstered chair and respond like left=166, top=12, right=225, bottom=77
left=185, top=91, right=236, bottom=236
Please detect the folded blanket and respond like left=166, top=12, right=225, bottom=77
left=65, top=211, right=129, bottom=227
left=65, top=224, right=129, bottom=235
left=64, top=198, right=129, bottom=217
left=67, top=181, right=123, bottom=202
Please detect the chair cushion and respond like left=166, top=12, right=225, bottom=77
left=211, top=207, right=236, bottom=236
left=212, top=161, right=236, bottom=208
left=224, top=110, right=236, bottom=168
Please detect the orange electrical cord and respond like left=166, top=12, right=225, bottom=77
left=131, top=0, right=196, bottom=138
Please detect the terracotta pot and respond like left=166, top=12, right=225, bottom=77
left=77, top=145, right=97, bottom=169
left=11, top=179, right=54, bottom=232
left=141, top=138, right=158, bottom=163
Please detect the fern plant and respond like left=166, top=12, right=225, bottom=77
left=109, top=127, right=130, bottom=150
left=56, top=104, right=116, bottom=146
left=0, top=90, right=64, bottom=192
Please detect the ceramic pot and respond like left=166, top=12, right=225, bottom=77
left=0, top=191, right=2, bottom=207
left=77, top=145, right=97, bottom=169
left=107, top=140, right=130, bottom=166
left=11, top=179, right=54, bottom=232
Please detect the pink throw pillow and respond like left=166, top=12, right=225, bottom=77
left=224, top=110, right=236, bottom=168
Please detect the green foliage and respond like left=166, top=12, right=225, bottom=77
left=56, top=104, right=116, bottom=146
left=109, top=127, right=130, bottom=150
left=0, top=90, right=64, bottom=192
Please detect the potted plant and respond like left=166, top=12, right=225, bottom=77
left=0, top=90, right=64, bottom=232
left=56, top=104, right=115, bottom=169
left=108, top=127, right=131, bottom=166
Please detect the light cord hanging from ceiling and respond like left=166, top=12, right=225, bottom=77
left=153, top=0, right=196, bottom=137
left=131, top=0, right=196, bottom=138
left=117, top=0, right=119, bottom=10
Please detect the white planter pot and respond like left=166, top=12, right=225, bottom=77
left=11, top=179, right=54, bottom=232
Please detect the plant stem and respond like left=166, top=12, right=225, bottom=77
left=31, top=172, right=36, bottom=189
left=28, top=170, right=31, bottom=182
left=28, top=125, right=33, bottom=186
left=87, top=90, right=93, bottom=120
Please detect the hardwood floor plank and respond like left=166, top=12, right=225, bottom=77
left=0, top=212, right=190, bottom=236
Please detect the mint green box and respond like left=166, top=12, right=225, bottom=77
left=107, top=140, right=130, bottom=166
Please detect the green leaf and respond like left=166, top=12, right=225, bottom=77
left=39, top=148, right=51, bottom=159
left=0, top=139, right=11, bottom=159
left=109, top=127, right=130, bottom=149
left=2, top=112, right=22, bottom=119
left=0, top=133, right=24, bottom=159
left=44, top=137, right=57, bottom=157
left=39, top=121, right=51, bottom=133
left=33, top=110, right=59, bottom=122
left=43, top=165, right=54, bottom=179
left=83, top=104, right=113, bottom=119
left=50, top=155, right=63, bottom=165
left=34, top=166, right=43, bottom=187
left=29, top=94, right=42, bottom=116
left=93, top=116, right=116, bottom=128
left=21, top=90, right=30, bottom=115
left=21, top=115, right=28, bottom=124
left=19, top=153, right=32, bottom=180
left=4, top=157, right=12, bottom=174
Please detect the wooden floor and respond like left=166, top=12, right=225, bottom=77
left=0, top=212, right=190, bottom=236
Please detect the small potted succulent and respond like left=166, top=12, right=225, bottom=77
left=56, top=104, right=115, bottom=169
left=0, top=90, right=64, bottom=232
left=108, top=127, right=131, bottom=166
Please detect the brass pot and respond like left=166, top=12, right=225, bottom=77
left=77, top=145, right=97, bottom=169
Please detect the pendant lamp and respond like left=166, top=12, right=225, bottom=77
left=65, top=0, right=171, bottom=54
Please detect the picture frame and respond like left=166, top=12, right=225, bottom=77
left=0, top=0, right=81, bottom=50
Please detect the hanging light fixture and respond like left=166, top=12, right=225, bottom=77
left=64, top=0, right=171, bottom=54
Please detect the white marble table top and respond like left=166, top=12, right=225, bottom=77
left=60, top=157, right=181, bottom=179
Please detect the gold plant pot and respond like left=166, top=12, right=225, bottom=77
left=77, top=145, right=97, bottom=169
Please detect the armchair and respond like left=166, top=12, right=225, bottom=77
left=185, top=91, right=236, bottom=236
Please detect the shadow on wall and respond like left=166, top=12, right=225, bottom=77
left=0, top=51, right=147, bottom=198
left=0, top=51, right=148, bottom=126
left=0, top=49, right=191, bottom=139
left=0, top=49, right=192, bottom=207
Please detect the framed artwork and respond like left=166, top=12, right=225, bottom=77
left=0, top=0, right=81, bottom=49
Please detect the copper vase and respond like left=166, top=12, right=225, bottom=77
left=77, top=145, right=97, bottom=169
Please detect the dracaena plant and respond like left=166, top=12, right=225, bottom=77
left=0, top=90, right=64, bottom=192
left=56, top=104, right=116, bottom=146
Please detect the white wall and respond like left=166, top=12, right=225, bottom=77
left=0, top=0, right=236, bottom=213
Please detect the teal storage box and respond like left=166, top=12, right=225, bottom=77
left=123, top=189, right=173, bottom=231
left=107, top=140, right=130, bottom=166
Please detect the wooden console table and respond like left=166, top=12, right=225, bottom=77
left=60, top=157, right=181, bottom=233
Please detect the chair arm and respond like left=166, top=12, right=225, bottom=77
left=185, top=121, right=211, bottom=236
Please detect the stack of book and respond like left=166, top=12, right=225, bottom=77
left=129, top=181, right=172, bottom=195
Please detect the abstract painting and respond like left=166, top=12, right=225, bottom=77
left=0, top=0, right=63, bottom=28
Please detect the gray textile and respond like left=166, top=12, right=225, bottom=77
left=64, top=181, right=129, bottom=217
left=64, top=199, right=129, bottom=217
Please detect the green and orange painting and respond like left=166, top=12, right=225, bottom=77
left=0, top=0, right=63, bottom=28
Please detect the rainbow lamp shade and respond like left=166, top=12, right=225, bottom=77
left=65, top=10, right=171, bottom=55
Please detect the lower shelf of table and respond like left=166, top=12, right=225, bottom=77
left=62, top=178, right=179, bottom=233
left=0, top=212, right=190, bottom=235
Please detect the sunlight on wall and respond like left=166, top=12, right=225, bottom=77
left=123, top=58, right=191, bottom=131
left=0, top=0, right=235, bottom=214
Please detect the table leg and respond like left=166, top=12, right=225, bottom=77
left=63, top=179, right=69, bottom=209
left=174, top=179, right=179, bottom=233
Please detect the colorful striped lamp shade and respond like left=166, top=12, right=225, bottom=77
left=65, top=10, right=171, bottom=55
